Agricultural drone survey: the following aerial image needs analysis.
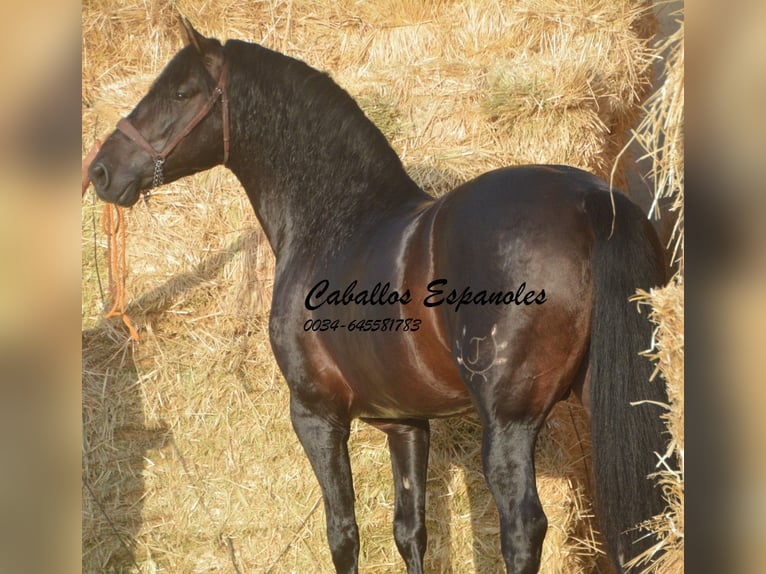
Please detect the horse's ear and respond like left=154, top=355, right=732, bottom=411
left=178, top=17, right=224, bottom=79
left=178, top=17, right=206, bottom=50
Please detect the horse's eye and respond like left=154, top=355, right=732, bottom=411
left=174, top=90, right=190, bottom=101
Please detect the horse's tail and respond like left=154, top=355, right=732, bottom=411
left=584, top=190, right=670, bottom=571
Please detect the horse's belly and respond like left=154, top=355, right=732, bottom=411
left=305, top=318, right=472, bottom=420
left=351, top=343, right=473, bottom=419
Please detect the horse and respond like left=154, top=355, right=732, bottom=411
left=88, top=19, right=670, bottom=574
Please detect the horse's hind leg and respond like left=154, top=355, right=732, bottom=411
left=367, top=418, right=430, bottom=574
left=482, top=421, right=547, bottom=574
left=290, top=396, right=359, bottom=573
left=454, top=321, right=585, bottom=573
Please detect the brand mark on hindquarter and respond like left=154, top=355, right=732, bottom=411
left=455, top=324, right=507, bottom=383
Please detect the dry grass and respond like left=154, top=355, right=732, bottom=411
left=624, top=9, right=684, bottom=574
left=629, top=277, right=684, bottom=574
left=632, top=16, right=684, bottom=271
left=81, top=1, right=678, bottom=572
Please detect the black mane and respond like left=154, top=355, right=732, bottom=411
left=222, top=40, right=428, bottom=255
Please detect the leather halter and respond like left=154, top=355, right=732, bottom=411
left=116, top=61, right=230, bottom=188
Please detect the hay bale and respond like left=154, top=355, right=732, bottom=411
left=629, top=278, right=684, bottom=574
left=82, top=1, right=666, bottom=572
left=633, top=16, right=685, bottom=272
left=625, top=11, right=684, bottom=574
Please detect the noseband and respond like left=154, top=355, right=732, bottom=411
left=116, top=61, right=230, bottom=188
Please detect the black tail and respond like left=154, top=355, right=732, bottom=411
left=585, top=190, right=670, bottom=571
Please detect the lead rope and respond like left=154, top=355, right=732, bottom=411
left=101, top=204, right=140, bottom=341
left=83, top=140, right=140, bottom=342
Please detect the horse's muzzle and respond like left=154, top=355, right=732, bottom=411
left=89, top=160, right=143, bottom=207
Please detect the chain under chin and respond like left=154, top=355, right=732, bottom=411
left=152, top=157, right=165, bottom=188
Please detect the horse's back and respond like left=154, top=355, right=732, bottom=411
left=438, top=164, right=607, bottom=223
left=431, top=165, right=604, bottom=300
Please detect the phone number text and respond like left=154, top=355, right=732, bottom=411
left=303, top=318, right=422, bottom=332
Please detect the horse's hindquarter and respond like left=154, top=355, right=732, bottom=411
left=431, top=167, right=596, bottom=421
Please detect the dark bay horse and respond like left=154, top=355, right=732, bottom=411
left=88, top=20, right=670, bottom=574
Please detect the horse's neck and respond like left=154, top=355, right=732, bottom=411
left=224, top=43, right=429, bottom=258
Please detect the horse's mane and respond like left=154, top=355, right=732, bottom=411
left=219, top=39, right=427, bottom=252
left=223, top=39, right=419, bottom=197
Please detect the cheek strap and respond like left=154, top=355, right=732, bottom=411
left=116, top=61, right=230, bottom=188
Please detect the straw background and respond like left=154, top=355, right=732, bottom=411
left=82, top=1, right=683, bottom=572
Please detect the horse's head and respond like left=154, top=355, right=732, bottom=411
left=89, top=19, right=228, bottom=206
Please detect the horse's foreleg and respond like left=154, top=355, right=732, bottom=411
left=290, top=396, right=359, bottom=573
left=368, top=418, right=430, bottom=573
left=482, top=422, right=547, bottom=574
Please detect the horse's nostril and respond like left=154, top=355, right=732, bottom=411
left=90, top=162, right=110, bottom=190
